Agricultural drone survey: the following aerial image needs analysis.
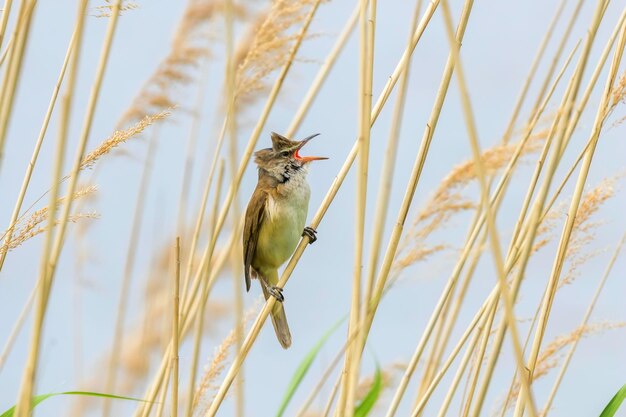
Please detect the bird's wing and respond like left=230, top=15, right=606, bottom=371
left=243, top=186, right=268, bottom=292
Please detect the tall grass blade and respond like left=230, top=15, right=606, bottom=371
left=275, top=318, right=344, bottom=417
left=599, top=383, right=626, bottom=417
left=0, top=391, right=149, bottom=417
left=354, top=362, right=382, bottom=417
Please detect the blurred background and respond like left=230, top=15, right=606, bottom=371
left=0, top=0, right=625, bottom=416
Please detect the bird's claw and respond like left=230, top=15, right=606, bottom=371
left=268, top=286, right=285, bottom=302
left=302, top=226, right=318, bottom=244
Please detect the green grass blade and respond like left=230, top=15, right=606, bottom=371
left=354, top=362, right=382, bottom=417
left=599, top=383, right=626, bottom=417
left=0, top=391, right=149, bottom=417
left=275, top=317, right=345, bottom=417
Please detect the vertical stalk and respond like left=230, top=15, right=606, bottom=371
left=470, top=2, right=611, bottom=414
left=440, top=1, right=538, bottom=416
left=513, top=16, right=625, bottom=417
left=0, top=0, right=36, bottom=172
left=224, top=0, right=245, bottom=414
left=340, top=0, right=376, bottom=414
left=0, top=28, right=78, bottom=272
left=0, top=0, right=13, bottom=50
left=103, top=132, right=158, bottom=417
left=185, top=161, right=225, bottom=417
left=542, top=233, right=626, bottom=412
left=500, top=0, right=567, bottom=144
left=14, top=2, right=122, bottom=415
left=172, top=237, right=181, bottom=417
left=363, top=0, right=422, bottom=320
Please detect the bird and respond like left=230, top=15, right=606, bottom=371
left=243, top=131, right=327, bottom=348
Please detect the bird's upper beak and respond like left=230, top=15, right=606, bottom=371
left=294, top=133, right=328, bottom=163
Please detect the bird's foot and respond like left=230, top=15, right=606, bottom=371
left=268, top=286, right=285, bottom=302
left=302, top=226, right=318, bottom=244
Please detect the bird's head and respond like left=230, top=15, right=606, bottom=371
left=254, top=132, right=327, bottom=182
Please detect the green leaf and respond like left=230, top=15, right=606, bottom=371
left=275, top=318, right=344, bottom=417
left=599, top=383, right=626, bottom=417
left=354, top=363, right=382, bottom=417
left=1, top=391, right=149, bottom=417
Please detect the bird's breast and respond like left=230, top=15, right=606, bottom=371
left=254, top=177, right=310, bottom=270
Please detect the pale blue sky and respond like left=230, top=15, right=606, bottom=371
left=1, top=1, right=625, bottom=416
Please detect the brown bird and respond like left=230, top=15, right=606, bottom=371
left=243, top=132, right=327, bottom=348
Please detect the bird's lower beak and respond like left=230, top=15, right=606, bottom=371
left=295, top=133, right=328, bottom=162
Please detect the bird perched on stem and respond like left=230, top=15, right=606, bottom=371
left=243, top=131, right=327, bottom=348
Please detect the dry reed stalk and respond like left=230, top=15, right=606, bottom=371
left=402, top=7, right=578, bottom=417
left=470, top=9, right=614, bottom=415
left=410, top=303, right=493, bottom=417
left=0, top=36, right=13, bottom=67
left=363, top=0, right=423, bottom=337
left=13, top=2, right=124, bottom=415
left=295, top=341, right=349, bottom=417
left=180, top=119, right=228, bottom=308
left=207, top=2, right=444, bottom=415
left=340, top=0, right=376, bottom=414
left=415, top=225, right=486, bottom=410
left=363, top=2, right=479, bottom=416
left=101, top=129, right=158, bottom=417
left=525, top=0, right=584, bottom=130
left=401, top=128, right=546, bottom=401
left=512, top=17, right=626, bottom=417
left=69, top=258, right=231, bottom=417
left=506, top=16, right=625, bottom=269
left=0, top=0, right=36, bottom=171
left=185, top=160, right=225, bottom=417
left=177, top=60, right=211, bottom=237
left=0, top=0, right=13, bottom=50
left=503, top=323, right=626, bottom=414
left=396, top=131, right=546, bottom=271
left=500, top=0, right=567, bottom=144
left=606, top=69, right=626, bottom=123
left=497, top=177, right=616, bottom=416
left=156, top=364, right=172, bottom=417
left=395, top=37, right=581, bottom=417
left=0, top=28, right=78, bottom=272
left=0, top=0, right=88, bottom=394
left=134, top=219, right=242, bottom=417
left=321, top=372, right=342, bottom=417
left=192, top=302, right=258, bottom=416
left=557, top=14, right=626, bottom=161
left=222, top=1, right=245, bottom=414
left=172, top=237, right=181, bottom=417
left=441, top=2, right=539, bottom=413
left=450, top=126, right=618, bottom=417
left=542, top=233, right=626, bottom=413
left=435, top=305, right=485, bottom=417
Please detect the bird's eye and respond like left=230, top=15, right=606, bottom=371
left=280, top=151, right=290, bottom=157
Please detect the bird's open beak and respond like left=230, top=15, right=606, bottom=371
left=295, top=133, right=328, bottom=163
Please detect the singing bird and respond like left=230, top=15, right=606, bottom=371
left=243, top=132, right=327, bottom=348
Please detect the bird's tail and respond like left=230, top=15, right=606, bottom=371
left=260, top=270, right=292, bottom=349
